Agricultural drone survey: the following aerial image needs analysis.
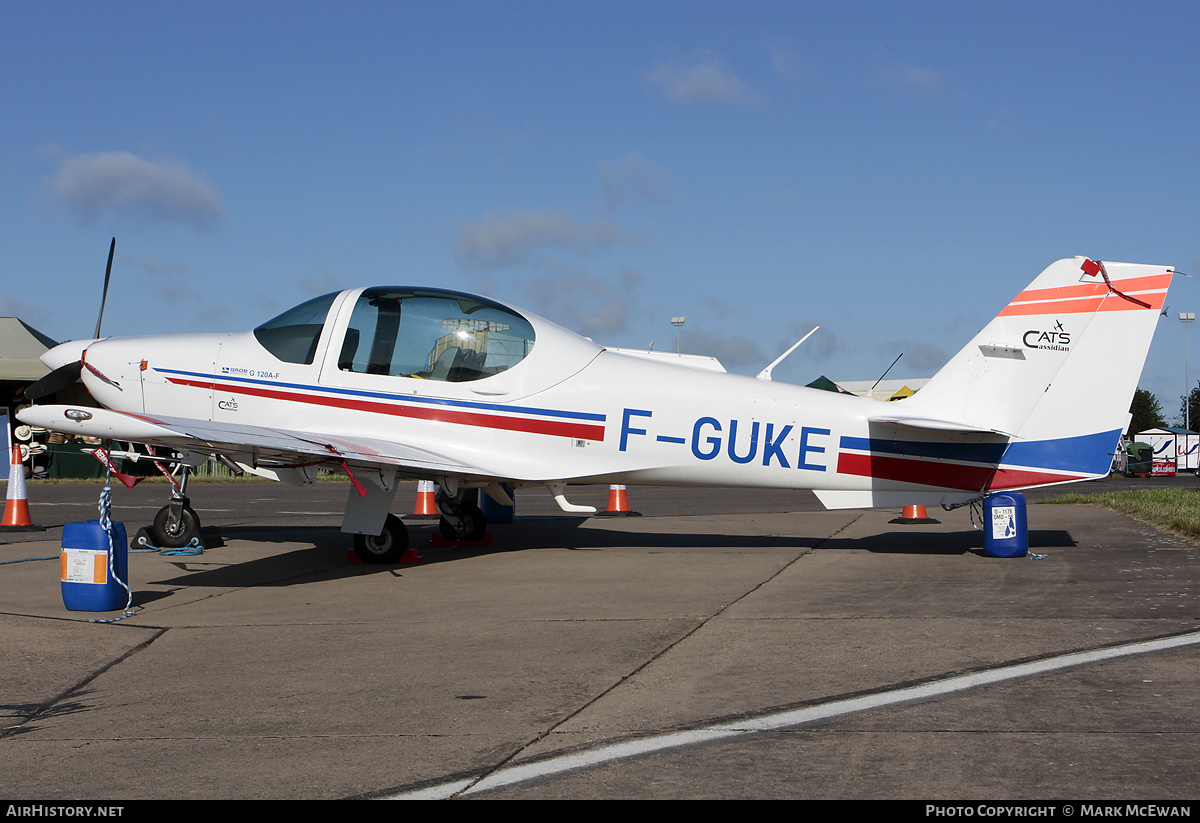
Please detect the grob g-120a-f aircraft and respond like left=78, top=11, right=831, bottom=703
left=19, top=256, right=1171, bottom=562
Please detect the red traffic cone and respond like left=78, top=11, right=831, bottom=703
left=889, top=504, right=941, bottom=524
left=597, top=484, right=641, bottom=517
left=2, top=445, right=43, bottom=531
left=413, top=480, right=438, bottom=515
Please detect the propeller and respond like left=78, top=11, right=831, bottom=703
left=23, top=361, right=84, bottom=401
left=22, top=238, right=115, bottom=402
left=95, top=237, right=115, bottom=338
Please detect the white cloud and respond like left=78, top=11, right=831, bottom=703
left=516, top=263, right=644, bottom=336
left=600, top=152, right=671, bottom=210
left=767, top=39, right=804, bottom=83
left=139, top=275, right=205, bottom=307
left=683, top=329, right=767, bottom=370
left=901, top=67, right=944, bottom=90
left=878, top=340, right=948, bottom=375
left=647, top=50, right=763, bottom=106
left=868, top=60, right=946, bottom=93
left=125, top=255, right=187, bottom=275
left=0, top=292, right=51, bottom=329
left=50, top=151, right=220, bottom=230
left=454, top=210, right=643, bottom=270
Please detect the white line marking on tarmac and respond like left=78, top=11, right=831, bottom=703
left=387, top=630, right=1200, bottom=800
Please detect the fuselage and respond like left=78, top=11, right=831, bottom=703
left=55, top=283, right=1110, bottom=509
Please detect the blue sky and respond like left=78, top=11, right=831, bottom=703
left=3, top=1, right=1199, bottom=420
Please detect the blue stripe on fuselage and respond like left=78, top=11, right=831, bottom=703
left=840, top=429, right=1120, bottom=475
left=1001, top=429, right=1121, bottom=475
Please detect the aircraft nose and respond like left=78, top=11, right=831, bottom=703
left=24, top=339, right=105, bottom=402
left=41, top=338, right=98, bottom=371
left=77, top=337, right=144, bottom=408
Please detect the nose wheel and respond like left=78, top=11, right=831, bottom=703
left=148, top=461, right=202, bottom=549
left=152, top=498, right=202, bottom=548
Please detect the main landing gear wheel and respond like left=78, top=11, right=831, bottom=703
left=353, top=514, right=409, bottom=563
left=152, top=504, right=201, bottom=549
left=438, top=504, right=486, bottom=542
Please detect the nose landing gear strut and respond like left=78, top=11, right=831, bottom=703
left=151, top=463, right=202, bottom=548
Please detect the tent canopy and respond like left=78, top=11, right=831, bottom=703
left=0, top=318, right=58, bottom=381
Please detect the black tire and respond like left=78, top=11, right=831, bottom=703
left=353, top=514, right=409, bottom=563
left=152, top=505, right=201, bottom=549
left=438, top=504, right=486, bottom=542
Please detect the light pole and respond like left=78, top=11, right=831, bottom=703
left=1182, top=312, right=1195, bottom=432
left=671, top=317, right=686, bottom=353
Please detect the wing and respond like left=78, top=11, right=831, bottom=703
left=17, top=404, right=486, bottom=478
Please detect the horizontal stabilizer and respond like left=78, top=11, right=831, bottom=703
left=867, top=414, right=1015, bottom=437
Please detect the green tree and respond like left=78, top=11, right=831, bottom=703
left=1178, top=385, right=1200, bottom=431
left=1129, top=388, right=1165, bottom=435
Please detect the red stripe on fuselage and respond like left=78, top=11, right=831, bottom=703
left=837, top=453, right=1087, bottom=491
left=168, top=377, right=606, bottom=441
left=838, top=452, right=995, bottom=491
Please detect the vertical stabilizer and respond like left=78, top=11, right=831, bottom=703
left=901, top=257, right=1171, bottom=486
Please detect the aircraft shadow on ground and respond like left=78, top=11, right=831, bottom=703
left=2, top=689, right=99, bottom=739
left=201, top=517, right=835, bottom=553
left=818, top=528, right=1077, bottom=555
left=136, top=519, right=828, bottom=592
left=134, top=521, right=1079, bottom=595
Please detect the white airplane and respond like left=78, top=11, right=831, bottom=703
left=19, top=256, right=1171, bottom=562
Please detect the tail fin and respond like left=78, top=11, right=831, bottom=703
left=898, top=256, right=1172, bottom=487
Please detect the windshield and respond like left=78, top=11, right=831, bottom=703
left=253, top=292, right=339, bottom=365
left=337, top=288, right=535, bottom=382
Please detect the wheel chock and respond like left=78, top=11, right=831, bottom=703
left=347, top=547, right=424, bottom=564
left=429, top=533, right=493, bottom=547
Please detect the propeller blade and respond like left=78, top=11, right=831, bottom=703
left=94, top=237, right=115, bottom=339
left=23, top=361, right=83, bottom=401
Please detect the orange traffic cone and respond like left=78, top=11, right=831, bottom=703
left=413, top=480, right=438, bottom=515
left=2, top=445, right=43, bottom=531
left=597, top=484, right=641, bottom=517
left=889, top=504, right=940, bottom=524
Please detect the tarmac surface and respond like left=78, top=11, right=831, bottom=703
left=1, top=476, right=1198, bottom=800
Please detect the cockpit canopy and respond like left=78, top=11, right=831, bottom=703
left=254, top=287, right=537, bottom=382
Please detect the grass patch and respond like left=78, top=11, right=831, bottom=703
left=1043, top=488, right=1200, bottom=540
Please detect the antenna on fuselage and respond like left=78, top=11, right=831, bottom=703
left=757, top=326, right=819, bottom=382
left=870, top=352, right=903, bottom=393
